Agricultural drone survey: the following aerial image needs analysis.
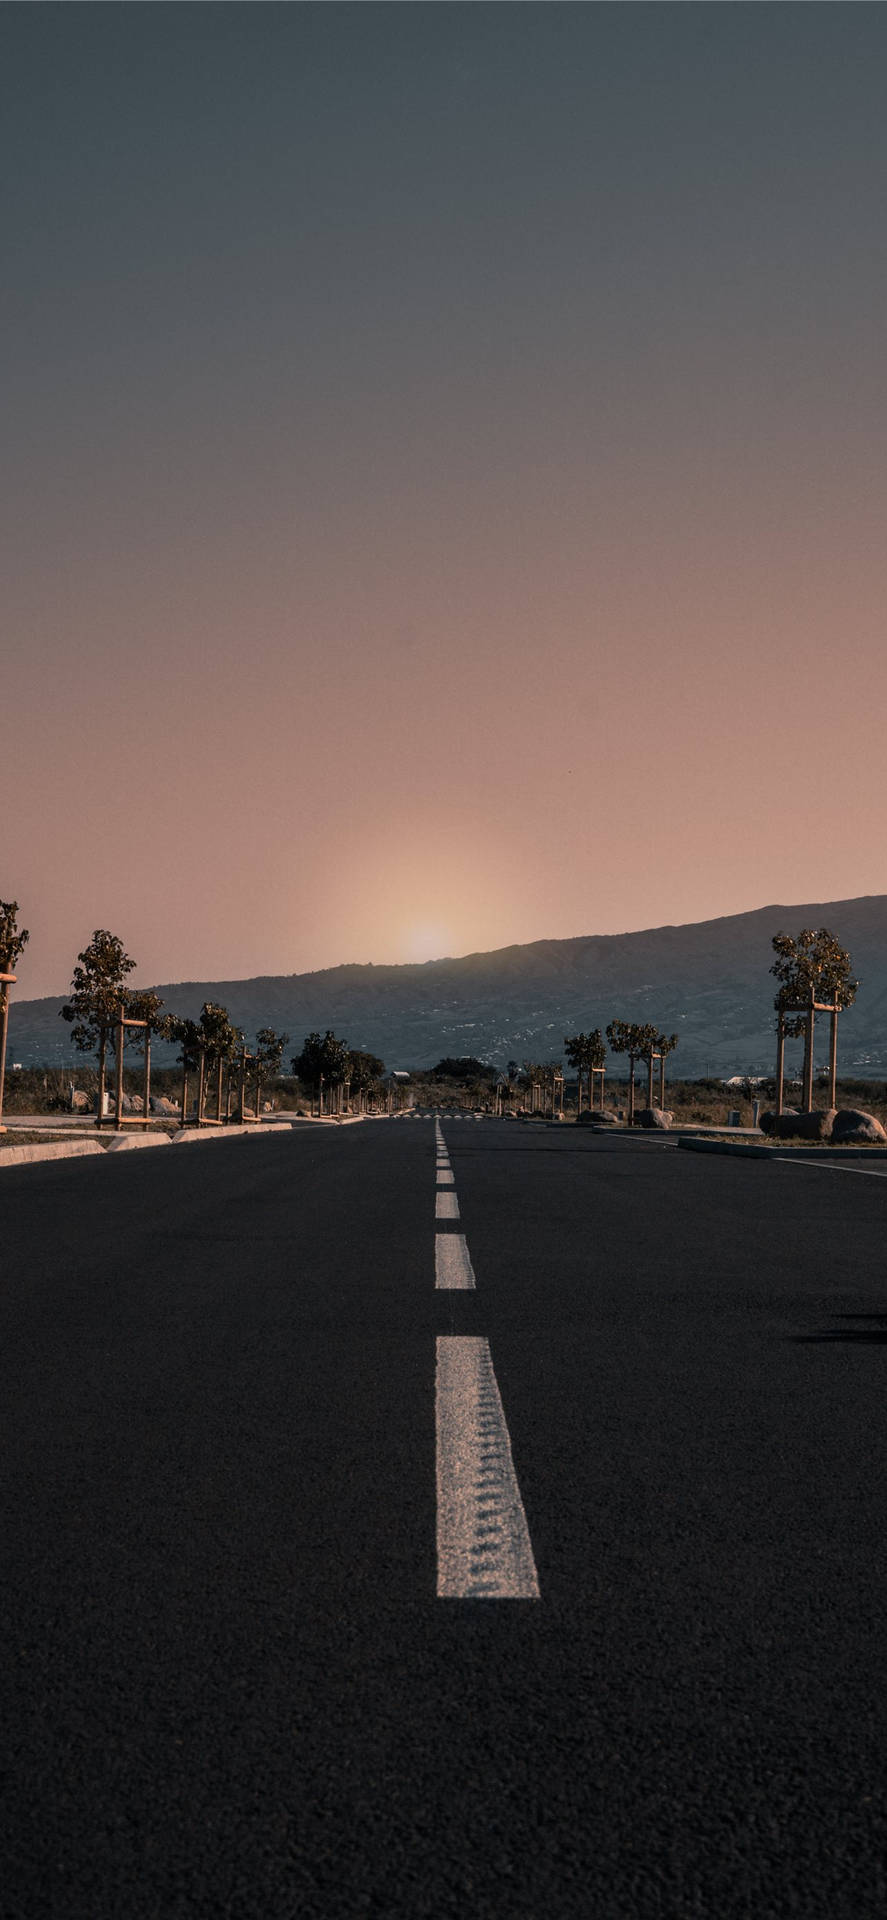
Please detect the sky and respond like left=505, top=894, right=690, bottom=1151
left=4, top=4, right=887, bottom=999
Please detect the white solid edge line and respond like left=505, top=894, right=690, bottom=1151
left=435, top=1234, right=476, bottom=1289
left=436, top=1336, right=539, bottom=1600
left=773, top=1154, right=887, bottom=1177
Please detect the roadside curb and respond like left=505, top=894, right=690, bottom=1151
left=171, top=1124, right=294, bottom=1144
left=677, top=1136, right=887, bottom=1163
left=0, top=1139, right=108, bottom=1169
left=107, top=1132, right=172, bottom=1151
left=0, top=1123, right=299, bottom=1169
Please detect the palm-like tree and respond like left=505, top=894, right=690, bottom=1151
left=606, top=1020, right=659, bottom=1125
left=655, top=1032, right=679, bottom=1108
left=770, top=928, right=857, bottom=1110
left=564, top=1030, right=606, bottom=1114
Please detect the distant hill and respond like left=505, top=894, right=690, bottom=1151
left=8, top=895, right=887, bottom=1078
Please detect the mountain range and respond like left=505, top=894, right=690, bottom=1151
left=8, top=895, right=887, bottom=1079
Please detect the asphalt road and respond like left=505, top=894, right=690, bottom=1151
left=3, top=1119, right=887, bottom=1918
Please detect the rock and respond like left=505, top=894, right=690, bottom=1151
left=149, top=1094, right=177, bottom=1114
left=69, top=1090, right=90, bottom=1112
left=760, top=1108, right=796, bottom=1136
left=637, top=1108, right=673, bottom=1129
left=577, top=1109, right=618, bottom=1125
left=831, top=1109, right=887, bottom=1144
left=762, top=1109, right=836, bottom=1141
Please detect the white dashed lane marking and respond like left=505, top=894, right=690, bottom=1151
left=435, top=1191, right=460, bottom=1220
left=435, top=1234, right=476, bottom=1289
left=436, top=1336, right=540, bottom=1600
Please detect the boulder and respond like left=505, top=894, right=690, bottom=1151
left=637, top=1108, right=673, bottom=1129
left=577, top=1109, right=618, bottom=1125
left=762, top=1109, right=836, bottom=1141
left=831, top=1109, right=887, bottom=1145
left=760, top=1108, right=796, bottom=1136
left=149, top=1094, right=177, bottom=1114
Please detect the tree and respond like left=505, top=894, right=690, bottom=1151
left=655, top=1032, right=679, bottom=1109
left=254, top=1026, right=290, bottom=1118
left=429, top=1056, right=496, bottom=1084
left=292, top=1030, right=351, bottom=1115
left=347, top=1048, right=385, bottom=1112
left=109, top=987, right=166, bottom=1124
left=0, top=900, right=29, bottom=1133
left=161, top=1014, right=203, bottom=1125
left=770, top=928, right=857, bottom=1110
left=606, top=1020, right=659, bottom=1125
left=194, top=1002, right=239, bottom=1123
left=521, top=1060, right=548, bottom=1113
left=60, top=931, right=136, bottom=1124
left=564, top=1030, right=606, bottom=1114
left=635, top=1027, right=679, bottom=1108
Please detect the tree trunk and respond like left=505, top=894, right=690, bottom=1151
left=0, top=979, right=11, bottom=1131
left=775, top=1020, right=785, bottom=1117
left=628, top=1056, right=636, bottom=1126
left=197, top=1051, right=206, bottom=1124
left=97, top=1031, right=107, bottom=1127
left=143, top=1028, right=151, bottom=1121
left=829, top=1008, right=838, bottom=1109
left=646, top=1054, right=654, bottom=1108
left=803, top=1002, right=815, bottom=1111
left=114, top=1015, right=125, bottom=1130
left=180, top=1062, right=189, bottom=1128
left=215, top=1057, right=223, bottom=1124
left=659, top=1054, right=666, bottom=1109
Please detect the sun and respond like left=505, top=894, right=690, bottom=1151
left=402, top=922, right=453, bottom=964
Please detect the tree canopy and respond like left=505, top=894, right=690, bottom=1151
left=429, top=1056, right=496, bottom=1084
left=0, top=900, right=29, bottom=976
left=770, top=928, right=858, bottom=1020
left=60, top=930, right=137, bottom=1054
left=606, top=1019, right=660, bottom=1061
left=255, top=1027, right=290, bottom=1078
left=347, top=1048, right=385, bottom=1091
left=292, top=1030, right=351, bottom=1086
left=196, top=1002, right=239, bottom=1067
left=161, top=1014, right=203, bottom=1071
left=564, top=1029, right=606, bottom=1074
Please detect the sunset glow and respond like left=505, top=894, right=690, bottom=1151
left=4, top=7, right=886, bottom=998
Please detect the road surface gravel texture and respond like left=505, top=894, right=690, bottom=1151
left=2, top=1119, right=886, bottom=1918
